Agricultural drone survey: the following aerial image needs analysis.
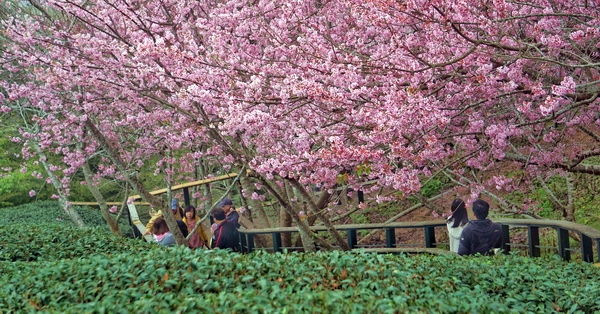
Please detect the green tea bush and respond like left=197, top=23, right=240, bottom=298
left=0, top=200, right=138, bottom=237
left=0, top=200, right=105, bottom=226
left=1, top=247, right=599, bottom=313
left=0, top=223, right=153, bottom=262
left=1, top=202, right=598, bottom=312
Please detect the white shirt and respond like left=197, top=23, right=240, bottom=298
left=446, top=218, right=466, bottom=253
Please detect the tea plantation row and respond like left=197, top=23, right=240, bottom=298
left=1, top=202, right=599, bottom=312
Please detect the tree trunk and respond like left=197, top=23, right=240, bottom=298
left=564, top=173, right=582, bottom=241
left=565, top=173, right=576, bottom=222
left=164, top=151, right=187, bottom=246
left=162, top=201, right=188, bottom=246
left=237, top=175, right=271, bottom=247
left=278, top=182, right=296, bottom=247
left=81, top=159, right=122, bottom=235
left=241, top=176, right=271, bottom=228
left=289, top=179, right=351, bottom=251
left=197, top=161, right=213, bottom=213
left=33, top=143, right=86, bottom=228
left=253, top=174, right=318, bottom=252
left=280, top=205, right=293, bottom=248
left=84, top=119, right=187, bottom=243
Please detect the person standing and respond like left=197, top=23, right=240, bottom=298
left=210, top=207, right=238, bottom=251
left=458, top=200, right=503, bottom=256
left=218, top=197, right=240, bottom=229
left=446, top=198, right=469, bottom=253
left=183, top=205, right=209, bottom=249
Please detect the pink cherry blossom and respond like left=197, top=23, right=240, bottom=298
left=0, top=0, right=597, bottom=222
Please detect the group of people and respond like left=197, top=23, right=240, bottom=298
left=144, top=197, right=241, bottom=251
left=446, top=198, right=503, bottom=256
left=146, top=195, right=502, bottom=256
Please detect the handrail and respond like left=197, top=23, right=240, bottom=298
left=129, top=173, right=239, bottom=200
left=243, top=219, right=600, bottom=239
left=494, top=218, right=600, bottom=238
left=242, top=220, right=448, bottom=234
left=238, top=218, right=600, bottom=263
left=74, top=173, right=239, bottom=241
left=70, top=201, right=151, bottom=206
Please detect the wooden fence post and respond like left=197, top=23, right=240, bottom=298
left=183, top=187, right=191, bottom=207
left=580, top=234, right=593, bottom=263
left=272, top=233, right=282, bottom=253
left=247, top=234, right=255, bottom=253
left=424, top=227, right=436, bottom=248
left=347, top=229, right=357, bottom=249
left=385, top=228, right=396, bottom=248
left=501, top=225, right=510, bottom=254
left=557, top=228, right=571, bottom=261
left=528, top=226, right=540, bottom=258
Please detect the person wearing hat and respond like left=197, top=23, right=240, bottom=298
left=218, top=197, right=240, bottom=229
left=143, top=199, right=185, bottom=235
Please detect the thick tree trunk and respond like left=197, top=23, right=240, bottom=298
left=280, top=205, right=293, bottom=248
left=81, top=159, right=122, bottom=235
left=238, top=175, right=272, bottom=247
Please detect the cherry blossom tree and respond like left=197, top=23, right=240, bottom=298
left=2, top=0, right=599, bottom=248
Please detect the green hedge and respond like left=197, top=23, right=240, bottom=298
left=1, top=247, right=599, bottom=312
left=1, top=204, right=598, bottom=312
left=0, top=200, right=137, bottom=237
left=0, top=200, right=105, bottom=226
left=0, top=223, right=153, bottom=262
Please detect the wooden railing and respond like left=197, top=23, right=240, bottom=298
left=238, top=218, right=600, bottom=263
left=71, top=173, right=239, bottom=242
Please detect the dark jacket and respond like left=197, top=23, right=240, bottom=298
left=212, top=220, right=239, bottom=251
left=458, top=219, right=503, bottom=256
left=226, top=210, right=240, bottom=229
left=176, top=219, right=189, bottom=238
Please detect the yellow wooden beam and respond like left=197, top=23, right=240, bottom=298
left=70, top=202, right=151, bottom=206
left=129, top=172, right=239, bottom=200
